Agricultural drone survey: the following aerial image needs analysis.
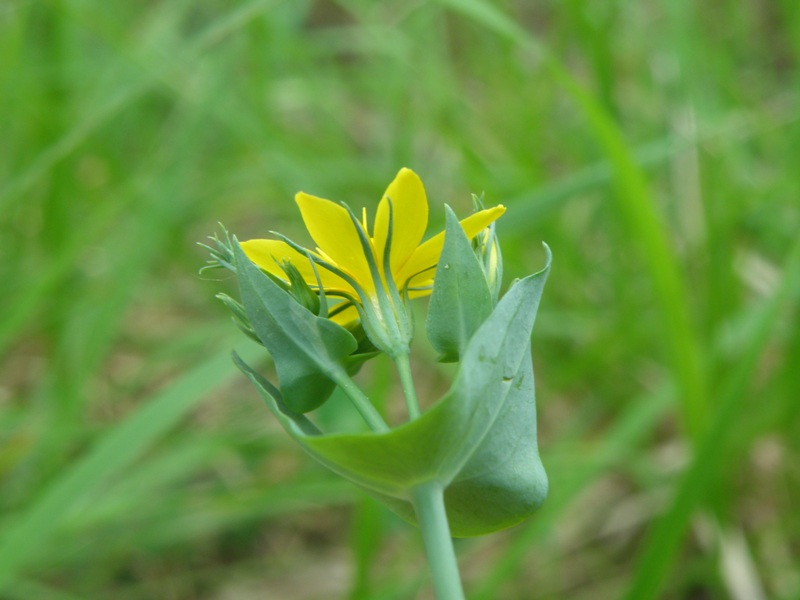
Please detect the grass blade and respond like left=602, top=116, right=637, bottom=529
left=0, top=343, right=261, bottom=591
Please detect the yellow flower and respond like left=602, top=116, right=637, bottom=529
left=241, top=168, right=505, bottom=324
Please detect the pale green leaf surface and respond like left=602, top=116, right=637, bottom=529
left=426, top=205, right=493, bottom=362
left=443, top=346, right=547, bottom=536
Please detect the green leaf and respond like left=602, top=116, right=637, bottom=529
left=234, top=247, right=551, bottom=536
left=426, top=205, right=494, bottom=362
left=233, top=240, right=358, bottom=413
left=442, top=344, right=547, bottom=535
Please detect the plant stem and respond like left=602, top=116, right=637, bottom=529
left=394, top=352, right=421, bottom=420
left=412, top=482, right=465, bottom=600
left=335, top=373, right=390, bottom=433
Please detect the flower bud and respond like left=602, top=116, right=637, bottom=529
left=471, top=195, right=504, bottom=304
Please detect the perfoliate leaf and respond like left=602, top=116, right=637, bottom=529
left=426, top=205, right=494, bottom=362
left=235, top=247, right=551, bottom=536
left=441, top=345, right=547, bottom=535
left=233, top=240, right=358, bottom=413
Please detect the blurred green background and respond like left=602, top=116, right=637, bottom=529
left=2, top=0, right=799, bottom=598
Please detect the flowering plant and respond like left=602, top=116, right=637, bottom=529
left=203, top=168, right=550, bottom=598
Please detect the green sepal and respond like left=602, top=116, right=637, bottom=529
left=215, top=293, right=261, bottom=346
left=426, top=205, right=494, bottom=362
left=233, top=240, right=358, bottom=413
left=281, top=261, right=321, bottom=315
left=343, top=322, right=380, bottom=376
left=198, top=224, right=235, bottom=274
left=235, top=247, right=551, bottom=536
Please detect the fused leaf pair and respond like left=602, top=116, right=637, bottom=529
left=230, top=210, right=551, bottom=536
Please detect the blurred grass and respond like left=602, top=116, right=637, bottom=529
left=2, top=1, right=799, bottom=599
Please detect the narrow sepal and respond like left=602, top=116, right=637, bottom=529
left=199, top=224, right=236, bottom=274
left=216, top=293, right=261, bottom=345
left=281, top=261, right=321, bottom=315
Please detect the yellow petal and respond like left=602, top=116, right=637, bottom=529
left=407, top=272, right=436, bottom=292
left=295, top=192, right=374, bottom=294
left=373, top=168, right=428, bottom=276
left=240, top=238, right=354, bottom=295
left=395, top=205, right=506, bottom=287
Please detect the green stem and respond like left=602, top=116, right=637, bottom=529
left=394, top=352, right=421, bottom=420
left=335, top=373, right=390, bottom=433
left=412, top=482, right=465, bottom=600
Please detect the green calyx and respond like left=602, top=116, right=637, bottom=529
left=340, top=199, right=414, bottom=361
